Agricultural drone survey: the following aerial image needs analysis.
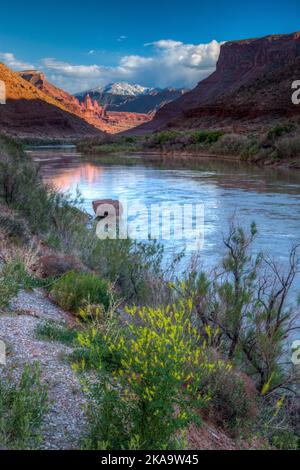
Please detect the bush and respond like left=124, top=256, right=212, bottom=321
left=51, top=271, right=110, bottom=314
left=267, top=123, right=296, bottom=140
left=0, top=364, right=48, bottom=449
left=276, top=136, right=300, bottom=159
left=212, top=133, right=250, bottom=155
left=79, top=231, right=170, bottom=305
left=80, top=302, right=229, bottom=450
left=190, top=130, right=224, bottom=145
left=271, top=429, right=299, bottom=450
left=202, top=368, right=257, bottom=433
left=0, top=212, right=31, bottom=244
left=0, top=256, right=38, bottom=309
left=151, top=131, right=180, bottom=146
left=0, top=135, right=85, bottom=238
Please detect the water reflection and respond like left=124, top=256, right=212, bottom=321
left=30, top=147, right=300, bottom=302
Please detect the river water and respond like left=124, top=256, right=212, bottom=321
left=30, top=146, right=300, bottom=305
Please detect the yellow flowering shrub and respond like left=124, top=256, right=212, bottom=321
left=81, top=301, right=230, bottom=450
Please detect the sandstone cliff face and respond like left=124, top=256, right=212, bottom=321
left=0, top=64, right=101, bottom=139
left=19, top=71, right=151, bottom=134
left=134, top=31, right=300, bottom=133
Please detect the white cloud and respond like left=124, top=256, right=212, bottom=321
left=40, top=38, right=222, bottom=93
left=117, top=35, right=127, bottom=42
left=41, top=58, right=103, bottom=77
left=145, top=39, right=183, bottom=49
left=0, top=52, right=34, bottom=70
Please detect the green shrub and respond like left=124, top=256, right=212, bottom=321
left=271, top=429, right=299, bottom=450
left=0, top=212, right=31, bottom=244
left=202, top=368, right=257, bottom=433
left=151, top=131, right=180, bottom=146
left=0, top=256, right=38, bottom=309
left=212, top=133, right=250, bottom=155
left=0, top=364, right=48, bottom=449
left=276, top=136, right=300, bottom=159
left=267, top=123, right=296, bottom=140
left=79, top=232, right=168, bottom=305
left=190, top=130, right=224, bottom=145
left=0, top=134, right=24, bottom=158
left=51, top=271, right=110, bottom=314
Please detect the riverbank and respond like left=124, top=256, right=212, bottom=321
left=77, top=122, right=300, bottom=169
left=1, top=135, right=300, bottom=450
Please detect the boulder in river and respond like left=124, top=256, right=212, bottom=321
left=92, top=199, right=123, bottom=219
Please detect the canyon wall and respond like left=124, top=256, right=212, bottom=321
left=134, top=31, right=300, bottom=133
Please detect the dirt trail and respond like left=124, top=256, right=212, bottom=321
left=0, top=289, right=87, bottom=450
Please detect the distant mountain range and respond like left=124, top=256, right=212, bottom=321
left=75, top=83, right=188, bottom=114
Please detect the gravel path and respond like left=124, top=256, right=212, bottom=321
left=0, top=289, right=87, bottom=449
left=9, top=288, right=70, bottom=323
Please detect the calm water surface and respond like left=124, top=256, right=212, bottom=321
left=29, top=146, right=300, bottom=304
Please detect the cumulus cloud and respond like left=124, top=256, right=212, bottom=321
left=40, top=38, right=222, bottom=93
left=1, top=39, right=222, bottom=93
left=41, top=58, right=103, bottom=77
left=48, top=40, right=220, bottom=93
left=0, top=52, right=34, bottom=70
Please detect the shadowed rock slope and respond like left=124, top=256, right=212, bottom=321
left=0, top=63, right=103, bottom=139
left=132, top=31, right=300, bottom=133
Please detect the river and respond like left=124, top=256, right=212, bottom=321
left=29, top=146, right=300, bottom=306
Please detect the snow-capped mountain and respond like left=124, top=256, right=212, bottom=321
left=75, top=83, right=188, bottom=114
left=98, top=82, right=156, bottom=96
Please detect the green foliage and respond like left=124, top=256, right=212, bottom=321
left=0, top=364, right=48, bottom=449
left=79, top=302, right=229, bottom=450
left=93, top=143, right=136, bottom=154
left=276, top=136, right=300, bottom=159
left=174, top=221, right=300, bottom=397
left=35, top=321, right=78, bottom=346
left=78, top=230, right=169, bottom=305
left=271, top=429, right=299, bottom=450
left=0, top=212, right=31, bottom=244
left=0, top=135, right=85, bottom=238
left=202, top=367, right=257, bottom=432
left=151, top=131, right=180, bottom=146
left=77, top=135, right=141, bottom=155
left=0, top=256, right=39, bottom=309
left=51, top=271, right=110, bottom=314
left=267, top=123, right=296, bottom=140
left=0, top=134, right=24, bottom=158
left=212, top=133, right=250, bottom=156
left=190, top=130, right=224, bottom=144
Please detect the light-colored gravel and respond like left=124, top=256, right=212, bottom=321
left=0, top=289, right=88, bottom=449
left=9, top=288, right=70, bottom=323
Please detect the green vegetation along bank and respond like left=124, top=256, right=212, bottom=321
left=77, top=121, right=300, bottom=168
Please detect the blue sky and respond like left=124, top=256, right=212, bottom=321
left=0, top=0, right=300, bottom=92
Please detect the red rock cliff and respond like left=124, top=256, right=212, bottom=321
left=135, top=31, right=300, bottom=132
